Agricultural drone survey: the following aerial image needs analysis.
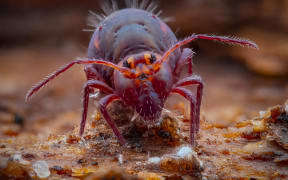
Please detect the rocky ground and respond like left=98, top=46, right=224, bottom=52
left=1, top=0, right=288, bottom=179
left=0, top=47, right=287, bottom=179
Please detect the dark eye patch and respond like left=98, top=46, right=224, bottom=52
left=123, top=60, right=131, bottom=68
left=138, top=73, right=148, bottom=80
left=150, top=54, right=156, bottom=64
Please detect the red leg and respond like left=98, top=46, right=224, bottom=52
left=82, top=81, right=125, bottom=145
left=98, top=94, right=126, bottom=145
left=174, top=48, right=194, bottom=76
left=175, top=75, right=204, bottom=132
left=80, top=80, right=114, bottom=136
left=84, top=65, right=105, bottom=82
left=171, top=87, right=197, bottom=146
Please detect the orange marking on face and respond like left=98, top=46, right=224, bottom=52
left=144, top=53, right=151, bottom=65
left=142, top=65, right=150, bottom=74
left=152, top=54, right=164, bottom=73
left=153, top=62, right=161, bottom=72
left=135, top=66, right=141, bottom=77
left=134, top=79, right=141, bottom=86
left=127, top=57, right=135, bottom=69
left=148, top=76, right=153, bottom=82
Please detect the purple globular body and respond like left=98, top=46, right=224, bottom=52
left=26, top=2, right=258, bottom=146
left=86, top=8, right=180, bottom=86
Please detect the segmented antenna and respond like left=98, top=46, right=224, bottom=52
left=26, top=59, right=134, bottom=102
left=153, top=34, right=259, bottom=72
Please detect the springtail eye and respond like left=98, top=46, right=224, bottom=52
left=123, top=57, right=135, bottom=69
left=150, top=54, right=156, bottom=64
left=144, top=53, right=157, bottom=65
left=123, top=60, right=131, bottom=68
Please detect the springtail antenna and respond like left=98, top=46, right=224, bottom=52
left=26, top=58, right=133, bottom=102
left=153, top=34, right=259, bottom=72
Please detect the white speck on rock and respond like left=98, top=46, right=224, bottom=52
left=259, top=111, right=266, bottom=118
left=118, top=154, right=123, bottom=165
left=32, top=161, right=50, bottom=179
left=177, top=146, right=204, bottom=170
left=13, top=154, right=30, bottom=165
left=177, top=146, right=195, bottom=158
left=148, top=157, right=161, bottom=164
left=136, top=161, right=142, bottom=166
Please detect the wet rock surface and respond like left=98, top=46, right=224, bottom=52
left=1, top=98, right=288, bottom=179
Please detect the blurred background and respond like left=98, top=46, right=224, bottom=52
left=0, top=0, right=287, bottom=135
